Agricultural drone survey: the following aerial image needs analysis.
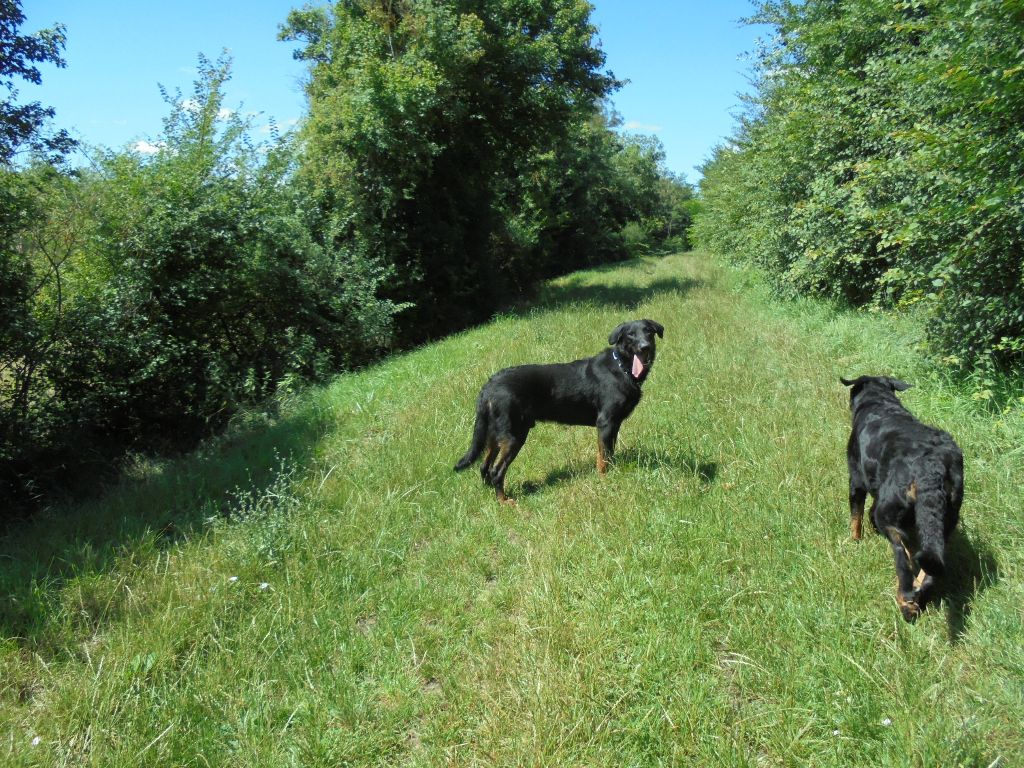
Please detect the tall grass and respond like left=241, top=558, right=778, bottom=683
left=1, top=252, right=1021, bottom=766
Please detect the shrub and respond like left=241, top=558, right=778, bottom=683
left=0, top=57, right=402, bottom=511
left=695, top=0, right=1024, bottom=373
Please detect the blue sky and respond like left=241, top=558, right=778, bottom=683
left=23, top=1, right=765, bottom=181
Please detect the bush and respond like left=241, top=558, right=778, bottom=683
left=0, top=57, right=401, bottom=511
left=694, top=0, right=1024, bottom=373
left=283, top=2, right=692, bottom=343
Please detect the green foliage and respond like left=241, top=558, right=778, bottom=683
left=282, top=0, right=686, bottom=341
left=0, top=162, right=86, bottom=504
left=0, top=0, right=75, bottom=163
left=615, top=135, right=696, bottom=251
left=0, top=56, right=401, bottom=510
left=694, top=0, right=1024, bottom=373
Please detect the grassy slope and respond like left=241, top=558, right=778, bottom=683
left=1, top=252, right=1021, bottom=766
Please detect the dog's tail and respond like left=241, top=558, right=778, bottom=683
left=913, top=455, right=952, bottom=576
left=454, top=397, right=489, bottom=471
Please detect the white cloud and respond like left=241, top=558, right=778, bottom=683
left=132, top=140, right=164, bottom=155
left=623, top=120, right=664, bottom=133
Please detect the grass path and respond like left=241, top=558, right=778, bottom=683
left=2, top=252, right=1022, bottom=766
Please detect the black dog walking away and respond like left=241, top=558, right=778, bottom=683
left=455, top=320, right=664, bottom=504
left=841, top=375, right=964, bottom=622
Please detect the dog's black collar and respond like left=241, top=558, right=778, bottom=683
left=611, top=350, right=639, bottom=383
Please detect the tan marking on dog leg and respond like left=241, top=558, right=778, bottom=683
left=913, top=569, right=926, bottom=590
left=907, top=480, right=917, bottom=503
left=481, top=437, right=498, bottom=472
left=886, top=526, right=915, bottom=568
left=491, top=438, right=519, bottom=505
left=492, top=438, right=511, bottom=465
left=596, top=433, right=608, bottom=474
left=496, top=488, right=517, bottom=506
left=896, top=589, right=921, bottom=622
left=850, top=497, right=864, bottom=540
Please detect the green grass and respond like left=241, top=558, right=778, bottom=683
left=1, top=252, right=1022, bottom=766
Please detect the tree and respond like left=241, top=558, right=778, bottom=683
left=695, top=0, right=1024, bottom=374
left=1, top=1, right=76, bottom=504
left=0, top=0, right=75, bottom=164
left=281, top=0, right=619, bottom=342
left=1, top=55, right=404, bottom=511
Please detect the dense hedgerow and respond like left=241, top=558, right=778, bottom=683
left=694, top=0, right=1024, bottom=374
left=283, top=0, right=694, bottom=343
left=0, top=57, right=401, bottom=508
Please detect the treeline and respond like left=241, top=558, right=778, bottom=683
left=280, top=0, right=694, bottom=342
left=694, top=0, right=1024, bottom=376
left=1, top=1, right=693, bottom=510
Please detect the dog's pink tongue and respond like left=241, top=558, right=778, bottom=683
left=632, top=355, right=645, bottom=378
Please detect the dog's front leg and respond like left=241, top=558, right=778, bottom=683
left=849, top=485, right=866, bottom=540
left=596, top=416, right=620, bottom=474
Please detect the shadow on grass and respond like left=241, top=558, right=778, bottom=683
left=520, top=461, right=591, bottom=497
left=0, top=404, right=330, bottom=653
left=935, top=526, right=1001, bottom=644
left=519, top=446, right=718, bottom=497
left=617, top=446, right=719, bottom=484
left=534, top=271, right=705, bottom=313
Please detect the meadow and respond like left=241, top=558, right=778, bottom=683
left=1, top=251, right=1021, bottom=766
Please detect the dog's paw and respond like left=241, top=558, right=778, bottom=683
left=898, top=598, right=921, bottom=623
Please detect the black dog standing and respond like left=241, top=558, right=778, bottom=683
left=841, top=376, right=964, bottom=622
left=455, top=320, right=664, bottom=504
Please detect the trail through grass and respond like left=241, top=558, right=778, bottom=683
left=2, top=253, right=1021, bottom=766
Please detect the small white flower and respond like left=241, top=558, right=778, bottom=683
left=228, top=576, right=239, bottom=583
left=31, top=736, right=41, bottom=746
left=832, top=729, right=840, bottom=736
left=881, top=718, right=892, bottom=727
left=259, top=582, right=270, bottom=591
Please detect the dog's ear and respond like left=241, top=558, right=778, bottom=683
left=887, top=378, right=913, bottom=392
left=644, top=319, right=664, bottom=338
left=608, top=323, right=628, bottom=346
left=840, top=376, right=861, bottom=387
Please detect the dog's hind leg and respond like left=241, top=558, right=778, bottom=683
left=884, top=525, right=921, bottom=622
left=489, top=434, right=526, bottom=505
left=480, top=436, right=498, bottom=484
left=913, top=569, right=937, bottom=612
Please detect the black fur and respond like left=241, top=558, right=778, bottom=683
left=455, top=320, right=664, bottom=503
left=841, top=375, right=964, bottom=622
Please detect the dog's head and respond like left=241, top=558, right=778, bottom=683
left=609, top=319, right=664, bottom=382
left=840, top=375, right=912, bottom=409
